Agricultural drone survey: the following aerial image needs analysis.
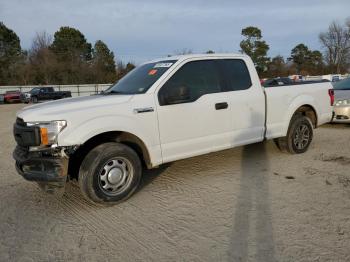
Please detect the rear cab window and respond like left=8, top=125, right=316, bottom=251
left=218, top=59, right=252, bottom=91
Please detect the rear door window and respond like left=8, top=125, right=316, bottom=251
left=219, top=59, right=252, bottom=91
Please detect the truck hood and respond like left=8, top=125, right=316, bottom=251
left=18, top=94, right=133, bottom=121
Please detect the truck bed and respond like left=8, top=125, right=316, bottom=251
left=264, top=82, right=333, bottom=139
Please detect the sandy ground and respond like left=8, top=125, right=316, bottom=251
left=0, top=103, right=350, bottom=262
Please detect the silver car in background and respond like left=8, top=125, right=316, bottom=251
left=333, top=78, right=350, bottom=123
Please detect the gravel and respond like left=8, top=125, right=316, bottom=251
left=1, top=103, right=350, bottom=262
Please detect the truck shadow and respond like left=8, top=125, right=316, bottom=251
left=228, top=141, right=276, bottom=261
left=137, top=163, right=172, bottom=192
left=323, top=123, right=350, bottom=129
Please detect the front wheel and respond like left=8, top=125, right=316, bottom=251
left=274, top=115, right=313, bottom=154
left=78, top=142, right=142, bottom=205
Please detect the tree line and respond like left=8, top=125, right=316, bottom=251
left=0, top=23, right=135, bottom=85
left=239, top=18, right=350, bottom=78
left=0, top=18, right=350, bottom=85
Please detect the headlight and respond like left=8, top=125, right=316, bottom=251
left=27, top=120, right=67, bottom=145
left=335, top=99, right=350, bottom=106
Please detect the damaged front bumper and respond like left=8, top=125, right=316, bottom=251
left=13, top=146, right=69, bottom=194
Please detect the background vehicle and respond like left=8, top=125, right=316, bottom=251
left=263, top=77, right=329, bottom=88
left=263, top=77, right=293, bottom=87
left=4, top=90, right=21, bottom=103
left=0, top=94, right=4, bottom=104
left=289, top=74, right=304, bottom=82
left=322, top=74, right=343, bottom=82
left=332, top=77, right=350, bottom=122
left=21, top=87, right=71, bottom=103
left=13, top=54, right=333, bottom=205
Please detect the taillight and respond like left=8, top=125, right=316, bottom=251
left=328, top=89, right=334, bottom=106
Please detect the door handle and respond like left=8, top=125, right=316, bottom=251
left=133, top=107, right=154, bottom=114
left=215, top=102, right=228, bottom=110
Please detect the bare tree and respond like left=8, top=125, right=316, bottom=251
left=29, top=31, right=56, bottom=84
left=30, top=31, right=52, bottom=56
left=319, top=20, right=350, bottom=73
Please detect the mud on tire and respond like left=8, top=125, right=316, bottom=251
left=274, top=115, right=313, bottom=154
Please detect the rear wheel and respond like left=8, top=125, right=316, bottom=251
left=78, top=142, right=142, bottom=205
left=274, top=115, right=313, bottom=154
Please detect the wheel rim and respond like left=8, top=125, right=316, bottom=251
left=293, top=123, right=310, bottom=150
left=98, top=157, right=134, bottom=196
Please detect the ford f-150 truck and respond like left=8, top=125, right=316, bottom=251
left=13, top=54, right=334, bottom=205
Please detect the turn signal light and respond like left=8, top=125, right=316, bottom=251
left=40, top=127, right=49, bottom=145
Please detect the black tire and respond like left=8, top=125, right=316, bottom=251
left=78, top=142, right=142, bottom=205
left=274, top=115, right=313, bottom=154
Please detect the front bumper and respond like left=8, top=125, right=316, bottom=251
left=333, top=105, right=350, bottom=123
left=13, top=146, right=68, bottom=192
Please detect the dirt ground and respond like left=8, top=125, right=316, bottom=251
left=0, top=103, right=349, bottom=262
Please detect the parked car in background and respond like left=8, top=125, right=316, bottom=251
left=322, top=74, right=343, bottom=82
left=21, top=87, right=71, bottom=103
left=263, top=77, right=293, bottom=87
left=289, top=75, right=304, bottom=82
left=0, top=94, right=4, bottom=104
left=332, top=77, right=350, bottom=123
left=4, top=90, right=21, bottom=103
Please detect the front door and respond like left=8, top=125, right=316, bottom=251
left=156, top=59, right=232, bottom=163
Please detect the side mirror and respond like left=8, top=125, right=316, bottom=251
left=160, top=85, right=190, bottom=105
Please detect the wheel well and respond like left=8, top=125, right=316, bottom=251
left=293, top=105, right=317, bottom=128
left=68, top=131, right=151, bottom=180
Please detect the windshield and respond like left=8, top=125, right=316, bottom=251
left=30, top=87, right=40, bottom=94
left=333, top=78, right=350, bottom=90
left=105, top=60, right=177, bottom=95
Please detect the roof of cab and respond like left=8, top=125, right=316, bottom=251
left=147, top=53, right=248, bottom=64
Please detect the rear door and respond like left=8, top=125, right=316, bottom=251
left=156, top=59, right=232, bottom=163
left=37, top=88, right=44, bottom=100
left=46, top=87, right=54, bottom=99
left=219, top=59, right=265, bottom=146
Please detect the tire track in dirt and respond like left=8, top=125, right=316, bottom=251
left=54, top=184, right=180, bottom=261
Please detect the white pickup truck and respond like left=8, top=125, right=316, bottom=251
left=13, top=54, right=334, bottom=204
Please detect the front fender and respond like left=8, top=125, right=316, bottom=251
left=57, top=114, right=162, bottom=167
left=58, top=115, right=152, bottom=146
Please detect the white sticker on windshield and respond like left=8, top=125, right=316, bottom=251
left=154, top=62, right=173, bottom=68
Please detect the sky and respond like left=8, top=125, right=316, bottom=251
left=1, top=0, right=349, bottom=64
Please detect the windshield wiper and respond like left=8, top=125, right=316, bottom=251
left=103, top=90, right=126, bottom=95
